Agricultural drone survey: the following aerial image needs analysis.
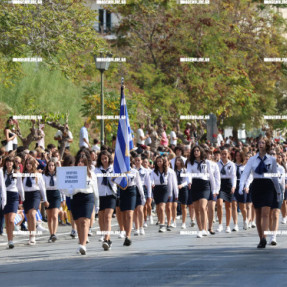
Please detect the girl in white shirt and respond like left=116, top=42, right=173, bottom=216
left=43, top=160, right=62, bottom=243
left=216, top=148, right=236, bottom=233
left=134, top=154, right=152, bottom=235
left=269, top=150, right=285, bottom=246
left=142, top=157, right=153, bottom=225
left=187, top=145, right=215, bottom=238
left=94, top=150, right=117, bottom=251
left=174, top=157, right=189, bottom=229
left=3, top=156, right=23, bottom=248
left=239, top=137, right=281, bottom=248
left=69, top=154, right=99, bottom=255
left=150, top=156, right=174, bottom=233
left=23, top=156, right=49, bottom=245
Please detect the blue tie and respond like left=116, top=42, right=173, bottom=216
left=160, top=172, right=164, bottom=184
left=26, top=176, right=32, bottom=187
left=196, top=161, right=203, bottom=171
left=236, top=165, right=241, bottom=179
left=50, top=175, right=55, bottom=186
left=221, top=162, right=227, bottom=175
left=5, top=173, right=12, bottom=187
left=177, top=170, right=182, bottom=184
left=101, top=169, right=108, bottom=186
left=255, top=156, right=268, bottom=175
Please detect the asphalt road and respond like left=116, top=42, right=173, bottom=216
left=1, top=215, right=287, bottom=287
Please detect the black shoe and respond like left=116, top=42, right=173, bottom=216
left=167, top=225, right=172, bottom=231
left=208, top=229, right=216, bottom=235
left=257, top=238, right=267, bottom=248
left=123, top=237, right=132, bottom=246
left=48, top=236, right=53, bottom=243
left=103, top=239, right=112, bottom=251
left=65, top=221, right=71, bottom=226
left=51, top=234, right=57, bottom=242
left=112, top=213, right=116, bottom=218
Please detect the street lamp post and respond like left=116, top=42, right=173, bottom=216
left=94, top=53, right=110, bottom=146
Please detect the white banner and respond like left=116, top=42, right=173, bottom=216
left=56, top=166, right=87, bottom=190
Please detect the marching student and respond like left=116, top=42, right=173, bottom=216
left=94, top=150, right=117, bottom=251
left=232, top=150, right=252, bottom=231
left=70, top=153, right=99, bottom=255
left=245, top=152, right=256, bottom=228
left=150, top=156, right=174, bottom=233
left=117, top=167, right=146, bottom=246
left=216, top=148, right=236, bottom=233
left=134, top=154, right=152, bottom=235
left=174, top=156, right=189, bottom=229
left=22, top=156, right=49, bottom=245
left=165, top=156, right=179, bottom=230
left=205, top=149, right=220, bottom=235
left=281, top=152, right=287, bottom=224
left=43, top=160, right=62, bottom=243
left=60, top=155, right=78, bottom=239
left=3, top=156, right=24, bottom=248
left=142, top=157, right=153, bottom=225
left=268, top=150, right=285, bottom=245
left=186, top=145, right=216, bottom=238
left=239, top=136, right=281, bottom=248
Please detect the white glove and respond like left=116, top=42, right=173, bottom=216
left=238, top=189, right=243, bottom=195
left=95, top=207, right=100, bottom=213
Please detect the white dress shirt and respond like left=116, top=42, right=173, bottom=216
left=0, top=168, right=7, bottom=209
left=23, top=173, right=47, bottom=202
left=136, top=166, right=152, bottom=198
left=43, top=173, right=58, bottom=190
left=94, top=165, right=117, bottom=197
left=174, top=168, right=189, bottom=188
left=150, top=168, right=175, bottom=197
left=186, top=160, right=216, bottom=194
left=239, top=153, right=281, bottom=195
left=4, top=170, right=24, bottom=201
left=217, top=160, right=237, bottom=189
left=168, top=168, right=179, bottom=198
left=210, top=161, right=220, bottom=194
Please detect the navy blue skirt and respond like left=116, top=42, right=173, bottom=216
left=135, top=186, right=147, bottom=207
left=234, top=180, right=247, bottom=203
left=179, top=186, right=189, bottom=205
left=71, top=193, right=95, bottom=220
left=191, top=178, right=210, bottom=202
left=4, top=191, right=19, bottom=214
left=23, top=191, right=41, bottom=213
left=66, top=196, right=71, bottom=211
left=153, top=185, right=169, bottom=204
left=187, top=188, right=193, bottom=205
left=284, top=189, right=287, bottom=201
left=119, top=186, right=137, bottom=211
left=218, top=179, right=233, bottom=203
left=250, top=179, right=276, bottom=208
left=100, top=195, right=116, bottom=211
left=46, top=190, right=61, bottom=209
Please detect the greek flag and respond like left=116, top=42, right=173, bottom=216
left=112, top=84, right=133, bottom=189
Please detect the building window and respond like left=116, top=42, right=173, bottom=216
left=98, top=9, right=112, bottom=33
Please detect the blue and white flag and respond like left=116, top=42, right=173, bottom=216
left=112, top=85, right=133, bottom=189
